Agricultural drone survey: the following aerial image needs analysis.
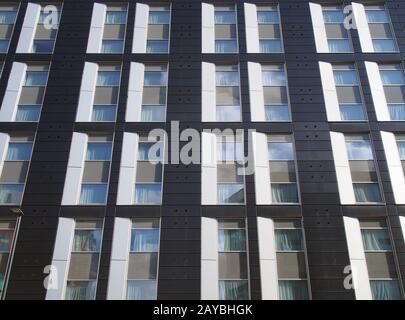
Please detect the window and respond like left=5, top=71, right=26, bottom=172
left=0, top=219, right=17, bottom=299
left=275, top=220, right=309, bottom=300
left=214, top=5, right=237, bottom=53
left=32, top=4, right=62, bottom=53
left=0, top=4, right=18, bottom=53
left=262, top=64, right=290, bottom=121
left=218, top=219, right=249, bottom=300
left=345, top=135, right=382, bottom=203
left=396, top=135, right=405, bottom=176
left=127, top=219, right=160, bottom=300
left=360, top=220, right=403, bottom=300
left=141, top=64, right=167, bottom=122
left=257, top=5, right=282, bottom=53
left=333, top=64, right=366, bottom=121
left=365, top=6, right=397, bottom=52
left=268, top=135, right=299, bottom=203
left=216, top=65, right=241, bottom=121
left=79, top=135, right=112, bottom=205
left=65, top=220, right=103, bottom=300
left=92, top=64, right=121, bottom=122
left=146, top=5, right=170, bottom=53
left=322, top=6, right=352, bottom=53
left=379, top=64, right=405, bottom=120
left=0, top=134, right=33, bottom=205
left=101, top=4, right=128, bottom=54
left=15, top=64, right=49, bottom=122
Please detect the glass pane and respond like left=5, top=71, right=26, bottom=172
left=268, top=142, right=294, bottom=160
left=106, top=11, right=127, bottom=24
left=79, top=184, right=107, bottom=204
left=346, top=141, right=373, bottom=160
left=323, top=10, right=344, bottom=23
left=97, top=71, right=120, bottom=86
left=215, top=11, right=236, bottom=24
left=262, top=71, right=286, bottom=86
left=0, top=40, right=9, bottom=53
left=265, top=105, right=290, bottom=121
left=141, top=105, right=166, bottom=121
left=216, top=105, right=240, bottom=121
left=219, top=280, right=248, bottom=300
left=138, top=142, right=162, bottom=161
left=73, top=230, right=102, bottom=252
left=91, top=105, right=116, bottom=121
left=101, top=40, right=124, bottom=54
left=279, top=280, right=309, bottom=300
left=328, top=39, right=352, bottom=53
left=333, top=71, right=358, bottom=85
left=25, top=72, right=48, bottom=86
left=126, top=280, right=157, bottom=300
left=134, top=184, right=162, bottom=204
left=15, top=105, right=41, bottom=122
left=380, top=70, right=405, bottom=85
left=38, top=11, right=61, bottom=24
left=366, top=10, right=389, bottom=23
left=86, top=143, right=112, bottom=160
left=146, top=40, right=169, bottom=53
left=397, top=141, right=405, bottom=159
left=217, top=184, right=244, bottom=204
left=0, top=11, right=17, bottom=24
left=340, top=104, right=365, bottom=121
left=276, top=229, right=303, bottom=251
left=354, top=183, right=382, bottom=203
left=361, top=229, right=391, bottom=251
left=149, top=11, right=170, bottom=24
left=370, top=280, right=402, bottom=300
left=271, top=184, right=299, bottom=203
left=217, top=142, right=243, bottom=161
left=373, top=39, right=396, bottom=52
left=65, top=281, right=96, bottom=300
left=144, top=72, right=167, bottom=86
left=0, top=230, right=13, bottom=251
left=32, top=40, right=54, bottom=53
left=388, top=104, right=405, bottom=120
left=218, top=229, right=246, bottom=251
left=215, top=40, right=237, bottom=53
left=6, top=143, right=32, bottom=160
left=257, top=11, right=279, bottom=24
left=130, top=229, right=159, bottom=252
left=260, top=40, right=282, bottom=53
left=216, top=71, right=239, bottom=86
left=0, top=184, right=24, bottom=204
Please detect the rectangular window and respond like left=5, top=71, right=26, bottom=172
left=65, top=220, right=103, bottom=300
left=215, top=5, right=238, bottom=53
left=127, top=218, right=160, bottom=300
left=79, top=135, right=112, bottom=205
left=360, top=219, right=403, bottom=300
left=216, top=64, right=241, bottom=122
left=345, top=134, right=382, bottom=203
left=15, top=63, right=50, bottom=122
left=32, top=4, right=62, bottom=53
left=218, top=219, right=249, bottom=300
left=333, top=64, right=366, bottom=121
left=322, top=6, right=352, bottom=53
left=396, top=135, right=405, bottom=176
left=0, top=4, right=18, bottom=53
left=92, top=64, right=121, bottom=122
left=101, top=4, right=128, bottom=54
left=0, top=219, right=17, bottom=299
left=268, top=134, right=299, bottom=203
left=262, top=64, right=290, bottom=121
left=275, top=220, right=309, bottom=300
left=379, top=64, right=405, bottom=121
left=146, top=5, right=170, bottom=53
left=257, top=5, right=282, bottom=53
left=365, top=5, right=397, bottom=53
left=141, top=64, right=167, bottom=122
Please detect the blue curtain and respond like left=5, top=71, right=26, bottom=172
left=260, top=40, right=282, bottom=53
left=333, top=71, right=358, bottom=85
left=73, top=230, right=101, bottom=252
left=265, top=105, right=290, bottom=121
left=216, top=71, right=238, bottom=86
left=380, top=71, right=405, bottom=85
left=346, top=141, right=373, bottom=160
left=215, top=40, right=237, bottom=53
left=126, top=280, right=157, bottom=300
left=79, top=184, right=107, bottom=204
left=148, top=11, right=170, bottom=24
left=146, top=40, right=168, bottom=53
left=257, top=11, right=279, bottom=24
left=0, top=11, right=16, bottom=24
left=6, top=143, right=32, bottom=160
left=217, top=184, right=244, bottom=204
left=276, top=229, right=302, bottom=251
left=86, top=143, right=112, bottom=160
left=0, top=231, right=12, bottom=251
left=216, top=106, right=240, bottom=122
left=25, top=72, right=48, bottom=86
left=218, top=229, right=246, bottom=251
left=328, top=39, right=351, bottom=53
left=373, top=39, right=396, bottom=52
left=353, top=183, right=382, bottom=203
left=92, top=105, right=116, bottom=122
left=322, top=10, right=344, bottom=23
left=97, top=71, right=120, bottom=86
left=340, top=104, right=365, bottom=121
left=130, top=229, right=159, bottom=252
left=371, top=280, right=402, bottom=300
left=279, top=280, right=309, bottom=300
left=219, top=280, right=248, bottom=300
left=101, top=40, right=123, bottom=54
left=268, top=142, right=294, bottom=160
left=141, top=106, right=165, bottom=122
left=388, top=104, right=405, bottom=120
left=397, top=141, right=405, bottom=159
left=65, top=281, right=96, bottom=300
left=134, top=184, right=162, bottom=204
left=262, top=71, right=286, bottom=86
left=105, top=11, right=127, bottom=24
left=214, top=12, right=236, bottom=24
left=271, top=184, right=298, bottom=203
left=361, top=229, right=391, bottom=251
left=365, top=10, right=388, bottom=23
left=0, top=184, right=23, bottom=204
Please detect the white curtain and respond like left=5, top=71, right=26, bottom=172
left=257, top=11, right=279, bottom=24
left=372, top=39, right=395, bottom=52
left=265, top=105, right=289, bottom=121
left=25, top=72, right=47, bottom=86
left=148, top=12, right=169, bottom=24
left=97, top=71, right=120, bottom=86
left=262, top=71, right=285, bottom=86
left=346, top=141, right=373, bottom=160
left=271, top=184, right=298, bottom=203
left=141, top=106, right=165, bottom=122
left=275, top=229, right=302, bottom=251
left=86, top=143, right=111, bottom=160
left=0, top=12, right=16, bottom=24
left=92, top=105, right=116, bottom=122
left=101, top=40, right=123, bottom=54
left=279, top=280, right=309, bottom=300
left=130, top=229, right=159, bottom=252
left=79, top=184, right=107, bottom=204
left=216, top=71, right=238, bottom=86
left=365, top=10, right=388, bottom=23
left=65, top=281, right=96, bottom=300
left=339, top=104, right=365, bottom=121
left=218, top=229, right=246, bottom=251
left=215, top=40, right=237, bottom=53
left=217, top=184, right=244, bottom=204
left=370, top=280, right=402, bottom=300
left=214, top=12, right=235, bottom=24
left=328, top=39, right=351, bottom=53
left=260, top=40, right=282, bottom=53
left=397, top=141, right=405, bottom=159
left=15, top=106, right=41, bottom=122
left=333, top=71, right=358, bottom=85
left=6, top=143, right=32, bottom=160
left=388, top=104, right=405, bottom=120
left=380, top=71, right=405, bottom=85
left=126, top=280, right=156, bottom=300
left=73, top=230, right=101, bottom=252
left=219, top=280, right=248, bottom=300
left=134, top=184, right=161, bottom=204
left=0, top=184, right=23, bottom=204
left=353, top=183, right=382, bottom=203
left=216, top=106, right=240, bottom=122
left=146, top=40, right=168, bottom=53
left=322, top=10, right=343, bottom=23
left=105, top=11, right=127, bottom=24
left=361, top=229, right=391, bottom=251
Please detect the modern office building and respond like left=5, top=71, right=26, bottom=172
left=0, top=0, right=404, bottom=300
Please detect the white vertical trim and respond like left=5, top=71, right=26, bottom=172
left=201, top=132, right=217, bottom=205
left=16, top=3, right=41, bottom=53
left=126, top=62, right=145, bottom=122
left=248, top=62, right=265, bottom=122
left=75, top=62, right=99, bottom=122
left=201, top=62, right=216, bottom=122
left=365, top=61, right=390, bottom=121
left=117, top=132, right=139, bottom=205
left=381, top=131, right=405, bottom=204
left=133, top=3, right=149, bottom=53
left=352, top=3, right=374, bottom=53
left=244, top=3, right=260, bottom=53
left=252, top=132, right=271, bottom=204
left=61, top=132, right=88, bottom=205
left=202, top=2, right=215, bottom=53
left=330, top=132, right=356, bottom=204
left=86, top=3, right=107, bottom=53
left=257, top=217, right=278, bottom=300
left=46, top=218, right=75, bottom=300
left=319, top=62, right=341, bottom=121
left=107, top=217, right=132, bottom=300
left=343, top=216, right=373, bottom=300
left=309, top=2, right=328, bottom=53
left=399, top=216, right=405, bottom=244
left=0, top=62, right=27, bottom=122
left=201, top=217, right=219, bottom=299
left=0, top=133, right=10, bottom=175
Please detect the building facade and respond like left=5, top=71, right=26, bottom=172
left=0, top=0, right=404, bottom=300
